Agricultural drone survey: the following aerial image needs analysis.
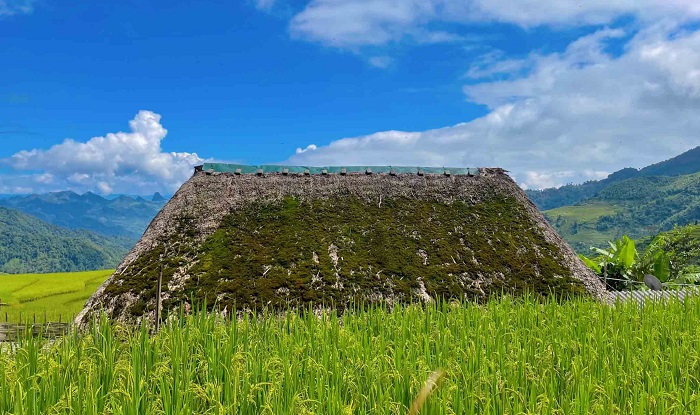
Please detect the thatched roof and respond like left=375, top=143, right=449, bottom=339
left=76, top=167, right=606, bottom=325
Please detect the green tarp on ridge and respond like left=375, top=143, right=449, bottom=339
left=200, top=163, right=479, bottom=176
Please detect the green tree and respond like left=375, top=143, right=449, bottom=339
left=579, top=235, right=671, bottom=290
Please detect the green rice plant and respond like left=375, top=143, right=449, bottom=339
left=1, top=295, right=700, bottom=414
left=0, top=270, right=112, bottom=323
left=408, top=369, right=446, bottom=415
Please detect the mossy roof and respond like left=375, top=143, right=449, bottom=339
left=76, top=170, right=606, bottom=325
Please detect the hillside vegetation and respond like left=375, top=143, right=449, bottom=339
left=577, top=224, right=700, bottom=291
left=544, top=172, right=700, bottom=252
left=523, top=146, right=700, bottom=252
left=0, top=191, right=167, bottom=241
left=0, top=270, right=112, bottom=322
left=527, top=145, right=700, bottom=210
left=0, top=207, right=130, bottom=273
left=643, top=223, right=700, bottom=282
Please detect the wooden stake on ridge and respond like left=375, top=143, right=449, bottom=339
left=603, top=263, right=608, bottom=289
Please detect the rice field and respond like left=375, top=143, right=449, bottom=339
left=0, top=270, right=113, bottom=323
left=2, top=295, right=700, bottom=414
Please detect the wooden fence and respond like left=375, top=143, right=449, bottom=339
left=609, top=288, right=699, bottom=304
left=0, top=322, right=70, bottom=342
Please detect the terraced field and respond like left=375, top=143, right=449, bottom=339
left=544, top=203, right=624, bottom=251
left=0, top=270, right=112, bottom=323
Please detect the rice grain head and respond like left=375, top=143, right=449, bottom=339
left=408, top=369, right=447, bottom=415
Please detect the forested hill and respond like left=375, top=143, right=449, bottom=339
left=544, top=172, right=700, bottom=252
left=526, top=146, right=700, bottom=210
left=0, top=191, right=167, bottom=241
left=637, top=145, right=700, bottom=177
left=0, top=207, right=131, bottom=274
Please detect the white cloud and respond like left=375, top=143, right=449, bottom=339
left=295, top=144, right=318, bottom=154
left=285, top=25, right=700, bottom=189
left=465, top=50, right=530, bottom=80
left=462, top=0, right=700, bottom=27
left=97, top=182, right=113, bottom=194
left=290, top=0, right=449, bottom=48
left=463, top=27, right=628, bottom=107
left=34, top=173, right=54, bottom=184
left=255, top=0, right=275, bottom=11
left=0, top=0, right=35, bottom=16
left=5, top=111, right=203, bottom=194
left=520, top=170, right=609, bottom=190
left=288, top=0, right=700, bottom=48
left=368, top=55, right=394, bottom=68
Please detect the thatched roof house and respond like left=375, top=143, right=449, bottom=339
left=77, top=165, right=605, bottom=325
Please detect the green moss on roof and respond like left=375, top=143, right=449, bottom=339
left=80, top=170, right=601, bottom=325
left=116, top=195, right=583, bottom=315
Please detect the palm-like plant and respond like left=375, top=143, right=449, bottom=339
left=579, top=236, right=671, bottom=290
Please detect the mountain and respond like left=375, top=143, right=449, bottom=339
left=526, top=146, right=700, bottom=210
left=0, top=207, right=131, bottom=274
left=526, top=169, right=636, bottom=211
left=0, top=191, right=167, bottom=241
left=521, top=145, right=700, bottom=252
left=544, top=172, right=700, bottom=252
left=152, top=192, right=165, bottom=202
left=637, top=146, right=700, bottom=177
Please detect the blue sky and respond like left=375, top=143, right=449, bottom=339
left=2, top=0, right=700, bottom=194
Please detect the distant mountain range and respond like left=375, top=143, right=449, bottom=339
left=526, top=146, right=700, bottom=210
left=526, top=146, right=700, bottom=252
left=103, top=192, right=171, bottom=201
left=0, top=191, right=170, bottom=273
left=0, top=191, right=168, bottom=241
left=2, top=146, right=700, bottom=273
left=0, top=207, right=132, bottom=274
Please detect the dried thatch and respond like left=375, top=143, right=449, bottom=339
left=76, top=168, right=606, bottom=325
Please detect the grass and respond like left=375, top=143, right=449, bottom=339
left=2, top=295, right=700, bottom=414
left=545, top=203, right=621, bottom=222
left=0, top=270, right=112, bottom=323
